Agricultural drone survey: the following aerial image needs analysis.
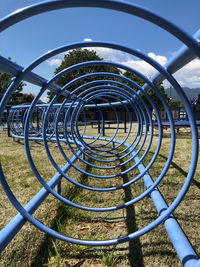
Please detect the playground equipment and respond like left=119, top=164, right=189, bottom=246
left=0, top=1, right=200, bottom=266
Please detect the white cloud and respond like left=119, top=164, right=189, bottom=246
left=120, top=52, right=200, bottom=89
left=84, top=38, right=92, bottom=42
left=47, top=58, right=62, bottom=66
left=173, top=59, right=200, bottom=88
left=93, top=47, right=125, bottom=61
left=148, top=52, right=167, bottom=66
left=82, top=37, right=125, bottom=61
left=120, top=52, right=167, bottom=77
left=41, top=95, right=48, bottom=103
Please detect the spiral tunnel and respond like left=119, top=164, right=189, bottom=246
left=0, top=0, right=200, bottom=263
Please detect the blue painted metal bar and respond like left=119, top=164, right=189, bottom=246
left=0, top=55, right=68, bottom=96
left=124, top=108, right=127, bottom=133
left=143, top=29, right=200, bottom=92
left=0, top=151, right=82, bottom=252
left=0, top=0, right=199, bottom=264
left=56, top=180, right=62, bottom=195
left=133, top=154, right=200, bottom=267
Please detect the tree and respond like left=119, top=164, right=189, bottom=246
left=0, top=58, right=26, bottom=105
left=18, top=93, right=35, bottom=104
left=170, top=100, right=182, bottom=107
left=0, top=72, right=25, bottom=105
left=47, top=49, right=120, bottom=102
left=123, top=71, right=145, bottom=88
left=123, top=71, right=167, bottom=108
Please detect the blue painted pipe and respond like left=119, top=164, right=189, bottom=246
left=133, top=155, right=200, bottom=267
left=0, top=151, right=82, bottom=252
left=0, top=0, right=199, bottom=264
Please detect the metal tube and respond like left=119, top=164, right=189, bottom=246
left=133, top=155, right=200, bottom=267
left=0, top=152, right=81, bottom=252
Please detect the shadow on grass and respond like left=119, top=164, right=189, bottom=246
left=144, top=150, right=200, bottom=190
left=29, top=152, right=131, bottom=266
left=152, top=130, right=193, bottom=139
left=30, top=156, right=93, bottom=267
left=192, top=179, right=200, bottom=189
left=159, top=153, right=200, bottom=189
left=120, top=161, right=144, bottom=267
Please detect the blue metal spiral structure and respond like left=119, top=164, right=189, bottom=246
left=0, top=1, right=200, bottom=266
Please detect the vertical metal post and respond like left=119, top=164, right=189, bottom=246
left=56, top=179, right=61, bottom=195
left=178, top=107, right=180, bottom=121
left=124, top=108, right=127, bottom=133
left=6, top=106, right=11, bottom=137
left=146, top=112, right=149, bottom=132
left=165, top=110, right=167, bottom=121
left=98, top=111, right=100, bottom=134
left=21, top=109, right=25, bottom=131
left=36, top=107, right=40, bottom=131
left=185, top=108, right=188, bottom=121
left=112, top=141, right=115, bottom=148
left=96, top=110, right=99, bottom=132
left=102, top=109, right=105, bottom=136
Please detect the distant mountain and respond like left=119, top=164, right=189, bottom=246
left=165, top=87, right=200, bottom=102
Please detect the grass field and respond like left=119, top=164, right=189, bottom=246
left=0, top=125, right=200, bottom=267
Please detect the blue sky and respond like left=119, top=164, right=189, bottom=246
left=0, top=0, right=200, bottom=101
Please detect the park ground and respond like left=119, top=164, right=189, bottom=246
left=0, top=125, right=200, bottom=267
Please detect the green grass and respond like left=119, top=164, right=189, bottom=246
left=0, top=125, right=200, bottom=267
left=101, top=249, right=120, bottom=267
